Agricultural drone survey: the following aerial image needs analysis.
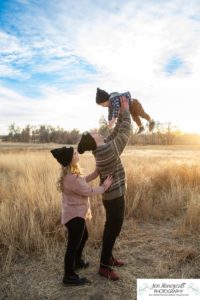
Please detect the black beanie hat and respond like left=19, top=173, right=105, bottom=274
left=96, top=88, right=110, bottom=104
left=50, top=146, right=74, bottom=167
left=77, top=132, right=97, bottom=154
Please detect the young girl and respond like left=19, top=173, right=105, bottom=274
left=96, top=87, right=155, bottom=134
left=51, top=146, right=112, bottom=286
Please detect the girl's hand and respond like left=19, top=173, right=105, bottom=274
left=102, top=175, right=113, bottom=191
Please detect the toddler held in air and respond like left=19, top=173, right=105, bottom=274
left=96, top=88, right=155, bottom=134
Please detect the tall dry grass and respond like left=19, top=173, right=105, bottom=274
left=0, top=152, right=61, bottom=263
left=0, top=146, right=200, bottom=268
left=125, top=159, right=200, bottom=221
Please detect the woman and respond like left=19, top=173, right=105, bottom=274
left=51, top=146, right=112, bottom=286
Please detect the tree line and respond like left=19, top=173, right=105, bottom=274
left=2, top=117, right=200, bottom=145
left=4, top=124, right=80, bottom=144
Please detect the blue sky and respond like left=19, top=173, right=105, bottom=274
left=0, top=0, right=200, bottom=134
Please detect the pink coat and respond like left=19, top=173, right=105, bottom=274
left=61, top=170, right=104, bottom=225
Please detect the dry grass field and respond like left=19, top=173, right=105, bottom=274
left=0, top=143, right=200, bottom=300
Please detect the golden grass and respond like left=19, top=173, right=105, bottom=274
left=126, top=161, right=200, bottom=220
left=0, top=152, right=61, bottom=260
left=0, top=145, right=200, bottom=268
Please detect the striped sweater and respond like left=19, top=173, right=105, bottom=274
left=92, top=110, right=131, bottom=200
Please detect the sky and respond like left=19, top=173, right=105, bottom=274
left=0, top=0, right=200, bottom=135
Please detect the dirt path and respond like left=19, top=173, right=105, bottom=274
left=1, top=218, right=200, bottom=300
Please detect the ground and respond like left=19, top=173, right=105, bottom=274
left=1, top=217, right=200, bottom=300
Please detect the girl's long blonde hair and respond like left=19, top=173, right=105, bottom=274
left=57, top=163, right=82, bottom=192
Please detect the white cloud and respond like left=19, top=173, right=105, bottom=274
left=0, top=84, right=103, bottom=134
left=1, top=0, right=200, bottom=134
left=0, top=31, right=33, bottom=78
left=70, top=0, right=200, bottom=132
left=0, top=31, right=32, bottom=62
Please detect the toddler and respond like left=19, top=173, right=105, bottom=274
left=96, top=88, right=155, bottom=134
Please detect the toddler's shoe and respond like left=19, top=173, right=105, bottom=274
left=137, top=126, right=145, bottom=135
left=149, top=120, right=155, bottom=132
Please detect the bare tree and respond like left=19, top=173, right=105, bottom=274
left=98, top=115, right=111, bottom=137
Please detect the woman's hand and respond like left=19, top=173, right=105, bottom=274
left=102, top=175, right=113, bottom=191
